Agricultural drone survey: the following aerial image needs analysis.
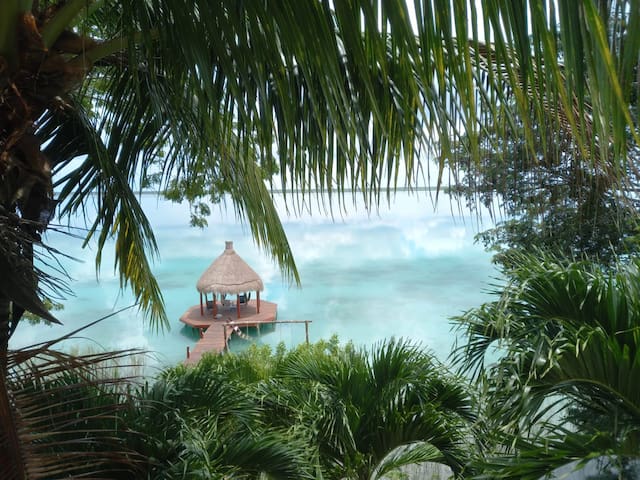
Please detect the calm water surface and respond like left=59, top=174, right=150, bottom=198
left=10, top=192, right=499, bottom=369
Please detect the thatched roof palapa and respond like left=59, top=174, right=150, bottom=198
left=196, top=241, right=264, bottom=295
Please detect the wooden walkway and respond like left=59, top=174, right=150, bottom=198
left=179, top=299, right=277, bottom=364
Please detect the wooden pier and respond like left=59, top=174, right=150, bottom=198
left=180, top=299, right=277, bottom=364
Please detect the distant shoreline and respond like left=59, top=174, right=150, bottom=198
left=117, top=186, right=445, bottom=196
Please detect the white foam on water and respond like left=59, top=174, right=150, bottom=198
left=10, top=191, right=499, bottom=368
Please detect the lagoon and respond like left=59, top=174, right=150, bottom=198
left=9, top=191, right=499, bottom=369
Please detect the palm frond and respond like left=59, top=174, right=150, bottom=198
left=0, top=211, right=61, bottom=329
left=475, top=427, right=638, bottom=480
left=1, top=345, right=146, bottom=479
left=7, top=0, right=637, bottom=333
left=138, top=351, right=314, bottom=479
left=372, top=442, right=447, bottom=480
left=272, top=338, right=475, bottom=477
left=457, top=252, right=640, bottom=477
left=41, top=95, right=167, bottom=329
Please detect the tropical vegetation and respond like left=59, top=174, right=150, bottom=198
left=1, top=0, right=640, bottom=479
left=447, top=0, right=640, bottom=268
left=449, top=123, right=640, bottom=267
left=0, top=334, right=146, bottom=478
left=3, top=0, right=638, bottom=338
left=132, top=337, right=476, bottom=479
left=3, top=336, right=476, bottom=479
left=453, top=252, right=640, bottom=479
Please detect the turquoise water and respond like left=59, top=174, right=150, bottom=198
left=10, top=191, right=499, bottom=369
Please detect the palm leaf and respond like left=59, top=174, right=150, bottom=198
left=372, top=442, right=447, bottom=480
left=5, top=0, right=638, bottom=333
left=455, top=253, right=640, bottom=477
left=0, top=213, right=61, bottom=328
left=1, top=346, right=146, bottom=479
left=475, top=427, right=638, bottom=480
left=273, top=338, right=474, bottom=478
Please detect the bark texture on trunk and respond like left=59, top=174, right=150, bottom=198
left=0, top=297, right=27, bottom=480
left=0, top=297, right=10, bottom=369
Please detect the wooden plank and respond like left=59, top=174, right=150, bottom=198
left=181, top=300, right=278, bottom=364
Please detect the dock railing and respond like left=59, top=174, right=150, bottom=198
left=223, top=319, right=312, bottom=351
left=185, top=319, right=313, bottom=361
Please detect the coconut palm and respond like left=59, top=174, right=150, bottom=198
left=1, top=3, right=431, bottom=477
left=1, top=1, right=639, bottom=478
left=453, top=252, right=640, bottom=478
left=2, top=1, right=638, bottom=339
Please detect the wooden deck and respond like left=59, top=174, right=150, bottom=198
left=180, top=299, right=277, bottom=364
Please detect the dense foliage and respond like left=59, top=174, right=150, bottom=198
left=446, top=1, right=640, bottom=268
left=0, top=344, right=146, bottom=479
left=449, top=117, right=640, bottom=268
left=133, top=338, right=475, bottom=479
left=11, top=254, right=640, bottom=479
left=2, top=1, right=640, bottom=479
left=6, top=337, right=476, bottom=479
left=453, top=252, right=640, bottom=479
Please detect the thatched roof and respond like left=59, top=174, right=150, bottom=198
left=196, top=241, right=264, bottom=295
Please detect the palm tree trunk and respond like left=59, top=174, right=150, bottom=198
left=0, top=371, right=26, bottom=480
left=0, top=296, right=27, bottom=480
left=0, top=297, right=10, bottom=370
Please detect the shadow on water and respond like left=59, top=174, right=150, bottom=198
left=180, top=322, right=280, bottom=354
left=180, top=324, right=202, bottom=341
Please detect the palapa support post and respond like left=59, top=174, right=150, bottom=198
left=257, top=291, right=260, bottom=313
left=236, top=295, right=241, bottom=319
left=305, top=321, right=309, bottom=344
left=187, top=346, right=190, bottom=359
left=199, top=292, right=203, bottom=316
